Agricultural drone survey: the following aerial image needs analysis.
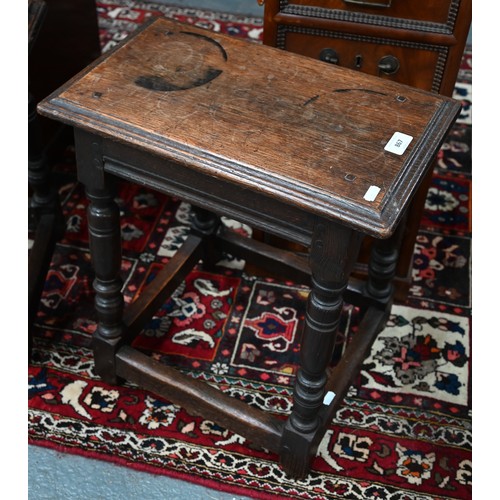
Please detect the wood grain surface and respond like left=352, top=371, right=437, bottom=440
left=38, top=17, right=460, bottom=235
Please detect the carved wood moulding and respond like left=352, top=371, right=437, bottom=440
left=278, top=0, right=462, bottom=35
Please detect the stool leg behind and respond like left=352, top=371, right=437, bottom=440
left=365, top=215, right=407, bottom=304
left=190, top=206, right=222, bottom=269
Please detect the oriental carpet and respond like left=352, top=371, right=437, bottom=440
left=28, top=2, right=472, bottom=499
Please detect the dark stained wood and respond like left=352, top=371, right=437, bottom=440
left=280, top=222, right=363, bottom=477
left=28, top=0, right=65, bottom=356
left=37, top=18, right=461, bottom=478
left=190, top=207, right=223, bottom=269
left=320, top=305, right=389, bottom=424
left=28, top=213, right=58, bottom=349
left=28, top=87, right=63, bottom=226
left=29, top=0, right=100, bottom=102
left=366, top=215, right=406, bottom=302
left=280, top=305, right=388, bottom=477
left=29, top=0, right=101, bottom=153
left=115, top=345, right=284, bottom=452
left=28, top=0, right=47, bottom=52
left=216, top=226, right=311, bottom=283
left=216, top=227, right=386, bottom=311
left=85, top=176, right=125, bottom=384
left=29, top=0, right=100, bottom=355
left=123, top=234, right=204, bottom=341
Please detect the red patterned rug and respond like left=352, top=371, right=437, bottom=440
left=28, top=2, right=472, bottom=499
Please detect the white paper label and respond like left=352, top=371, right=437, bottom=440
left=323, top=391, right=336, bottom=405
left=384, top=132, right=413, bottom=155
left=363, top=185, right=381, bottom=202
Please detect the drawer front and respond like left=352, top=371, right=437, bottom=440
left=278, top=0, right=463, bottom=33
left=280, top=28, right=447, bottom=92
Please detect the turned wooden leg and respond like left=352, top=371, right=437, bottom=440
left=29, top=91, right=52, bottom=216
left=86, top=185, right=124, bottom=384
left=190, top=206, right=222, bottom=269
left=28, top=89, right=65, bottom=357
left=280, top=222, right=363, bottom=478
left=28, top=89, right=65, bottom=239
left=74, top=130, right=125, bottom=384
left=365, top=216, right=407, bottom=304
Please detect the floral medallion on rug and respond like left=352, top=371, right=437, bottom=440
left=28, top=2, right=472, bottom=499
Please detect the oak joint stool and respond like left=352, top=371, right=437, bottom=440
left=38, top=17, right=460, bottom=479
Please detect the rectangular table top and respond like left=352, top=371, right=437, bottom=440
left=38, top=17, right=460, bottom=237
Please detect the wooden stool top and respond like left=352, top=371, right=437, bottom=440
left=38, top=17, right=460, bottom=237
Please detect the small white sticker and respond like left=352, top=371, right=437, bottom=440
left=323, top=391, right=336, bottom=405
left=384, top=132, right=413, bottom=155
left=363, top=185, right=381, bottom=202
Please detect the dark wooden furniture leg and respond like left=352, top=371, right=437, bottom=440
left=28, top=0, right=99, bottom=355
left=87, top=184, right=125, bottom=384
left=77, top=137, right=125, bottom=384
left=280, top=222, right=363, bottom=477
left=280, top=216, right=407, bottom=477
left=366, top=216, right=407, bottom=304
left=190, top=207, right=223, bottom=270
left=28, top=86, right=64, bottom=352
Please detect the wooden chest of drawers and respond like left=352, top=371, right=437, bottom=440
left=262, top=0, right=471, bottom=300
